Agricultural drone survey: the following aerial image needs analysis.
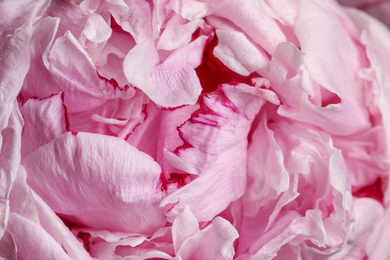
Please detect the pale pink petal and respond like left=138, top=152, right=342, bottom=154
left=123, top=36, right=206, bottom=107
left=260, top=41, right=369, bottom=135
left=212, top=0, right=286, bottom=55
left=0, top=0, right=47, bottom=39
left=7, top=166, right=91, bottom=259
left=213, top=29, right=269, bottom=76
left=20, top=17, right=62, bottom=100
left=80, top=14, right=112, bottom=44
left=0, top=230, right=17, bottom=260
left=345, top=8, right=390, bottom=206
left=0, top=105, right=23, bottom=238
left=236, top=121, right=353, bottom=258
left=265, top=0, right=298, bottom=27
left=95, top=17, right=135, bottom=86
left=106, top=0, right=152, bottom=43
left=366, top=207, right=390, bottom=260
left=73, top=226, right=174, bottom=259
left=22, top=132, right=165, bottom=235
left=157, top=16, right=204, bottom=51
left=290, top=0, right=370, bottom=134
left=333, top=126, right=390, bottom=188
left=48, top=31, right=118, bottom=112
left=161, top=83, right=279, bottom=222
left=177, top=216, right=239, bottom=260
left=242, top=112, right=290, bottom=216
left=0, top=23, right=31, bottom=132
left=67, top=89, right=145, bottom=138
left=328, top=198, right=384, bottom=260
left=166, top=0, right=223, bottom=21
left=172, top=207, right=199, bottom=252
left=20, top=93, right=68, bottom=159
left=127, top=102, right=198, bottom=176
left=32, top=192, right=92, bottom=260
left=7, top=213, right=72, bottom=260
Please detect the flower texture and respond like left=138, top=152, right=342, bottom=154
left=1, top=0, right=390, bottom=259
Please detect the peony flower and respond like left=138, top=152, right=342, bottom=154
left=1, top=0, right=390, bottom=259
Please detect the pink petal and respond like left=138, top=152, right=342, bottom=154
left=161, top=83, right=279, bottom=222
left=106, top=0, right=152, bottom=43
left=328, top=198, right=384, bottom=260
left=366, top=207, right=390, bottom=260
left=7, top=213, right=72, bottom=260
left=0, top=230, right=16, bottom=260
left=0, top=23, right=31, bottom=132
left=123, top=36, right=206, bottom=107
left=49, top=31, right=116, bottom=112
left=22, top=132, right=165, bottom=235
left=157, top=16, right=204, bottom=51
left=0, top=0, right=47, bottom=39
left=0, top=105, right=23, bottom=238
left=7, top=166, right=91, bottom=259
left=212, top=0, right=286, bottom=55
left=345, top=8, right=390, bottom=206
left=260, top=41, right=369, bottom=135
left=21, top=17, right=62, bottom=100
left=172, top=207, right=199, bottom=252
left=67, top=89, right=145, bottom=138
left=20, top=93, right=68, bottom=159
left=333, top=126, right=390, bottom=188
left=177, top=215, right=239, bottom=260
left=213, top=29, right=269, bottom=76
left=242, top=112, right=290, bottom=216
left=166, top=0, right=223, bottom=21
left=291, top=0, right=370, bottom=133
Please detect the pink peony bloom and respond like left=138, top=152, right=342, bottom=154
left=1, top=0, right=390, bottom=259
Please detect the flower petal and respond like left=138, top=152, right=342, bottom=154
left=161, top=83, right=278, bottom=222
left=22, top=132, right=165, bottom=235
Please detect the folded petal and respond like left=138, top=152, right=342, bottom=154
left=22, top=132, right=165, bottom=235
left=161, top=83, right=279, bottom=222
left=0, top=23, right=31, bottom=133
left=49, top=31, right=116, bottom=112
left=213, top=29, right=269, bottom=76
left=0, top=0, right=47, bottom=39
left=20, top=93, right=68, bottom=159
left=123, top=36, right=206, bottom=107
left=345, top=8, right=390, bottom=206
left=212, top=0, right=286, bottom=55
left=0, top=104, right=23, bottom=238
left=20, top=17, right=61, bottom=100
left=242, top=111, right=290, bottom=216
left=177, top=216, right=239, bottom=260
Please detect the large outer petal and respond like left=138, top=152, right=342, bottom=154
left=22, top=132, right=165, bottom=235
left=4, top=166, right=91, bottom=260
left=161, top=83, right=279, bottom=222
left=0, top=105, right=23, bottom=239
left=0, top=23, right=31, bottom=136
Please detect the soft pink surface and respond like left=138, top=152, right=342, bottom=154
left=1, top=0, right=390, bottom=259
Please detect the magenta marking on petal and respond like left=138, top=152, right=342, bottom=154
left=96, top=71, right=132, bottom=91
left=159, top=171, right=190, bottom=192
left=172, top=123, right=195, bottom=155
left=60, top=92, right=71, bottom=132
left=353, top=178, right=384, bottom=204
left=124, top=104, right=148, bottom=140
left=195, top=34, right=255, bottom=93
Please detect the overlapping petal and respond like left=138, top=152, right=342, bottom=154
left=22, top=132, right=166, bottom=235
